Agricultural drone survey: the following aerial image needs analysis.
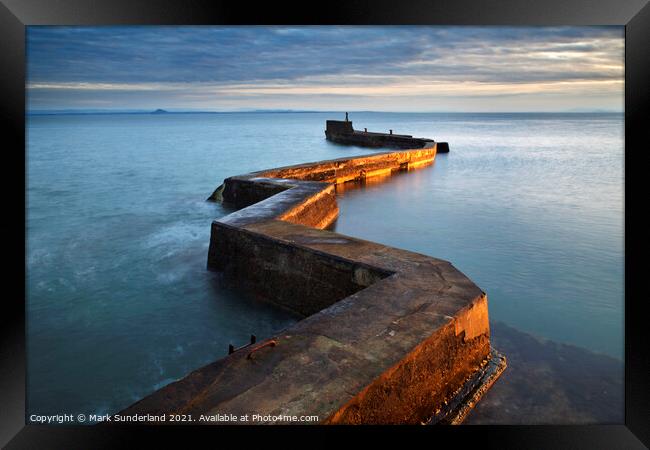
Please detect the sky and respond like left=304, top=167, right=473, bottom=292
left=26, top=26, right=624, bottom=113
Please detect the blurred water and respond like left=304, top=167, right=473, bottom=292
left=26, top=111, right=623, bottom=420
left=333, top=112, right=624, bottom=359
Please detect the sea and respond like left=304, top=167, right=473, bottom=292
left=26, top=111, right=624, bottom=423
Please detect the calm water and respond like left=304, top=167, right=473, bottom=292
left=26, top=112, right=624, bottom=422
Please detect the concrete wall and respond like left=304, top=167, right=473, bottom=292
left=122, top=146, right=504, bottom=424
left=325, top=119, right=442, bottom=150
left=325, top=119, right=354, bottom=136
left=208, top=221, right=389, bottom=317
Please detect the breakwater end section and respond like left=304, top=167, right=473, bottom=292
left=122, top=145, right=504, bottom=424
left=325, top=114, right=449, bottom=152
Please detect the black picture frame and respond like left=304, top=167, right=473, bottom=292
left=1, top=0, right=647, bottom=448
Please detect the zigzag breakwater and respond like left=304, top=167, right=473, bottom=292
left=122, top=145, right=505, bottom=424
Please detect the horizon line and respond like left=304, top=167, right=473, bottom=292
left=27, top=108, right=623, bottom=115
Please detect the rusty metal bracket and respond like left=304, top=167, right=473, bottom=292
left=247, top=340, right=278, bottom=360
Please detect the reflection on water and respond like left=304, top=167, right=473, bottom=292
left=334, top=172, right=394, bottom=195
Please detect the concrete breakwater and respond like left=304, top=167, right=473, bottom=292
left=325, top=118, right=450, bottom=153
left=122, top=145, right=505, bottom=424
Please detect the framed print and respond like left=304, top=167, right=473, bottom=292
left=1, top=0, right=648, bottom=448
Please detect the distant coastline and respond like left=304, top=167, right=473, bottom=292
left=27, top=109, right=623, bottom=116
left=27, top=109, right=329, bottom=116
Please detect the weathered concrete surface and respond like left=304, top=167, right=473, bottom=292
left=123, top=146, right=504, bottom=424
left=325, top=119, right=450, bottom=153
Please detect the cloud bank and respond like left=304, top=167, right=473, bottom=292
left=27, top=26, right=624, bottom=112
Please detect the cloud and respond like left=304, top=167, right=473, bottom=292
left=26, top=26, right=624, bottom=112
